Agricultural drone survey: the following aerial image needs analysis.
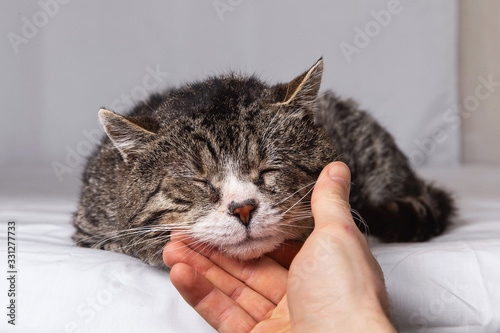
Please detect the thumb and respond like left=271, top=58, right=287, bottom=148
left=311, top=162, right=353, bottom=228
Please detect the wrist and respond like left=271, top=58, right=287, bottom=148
left=291, top=306, right=396, bottom=333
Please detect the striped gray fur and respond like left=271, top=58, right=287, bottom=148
left=73, top=59, right=454, bottom=267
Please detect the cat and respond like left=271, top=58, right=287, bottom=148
left=72, top=58, right=455, bottom=268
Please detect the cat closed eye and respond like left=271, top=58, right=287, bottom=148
left=192, top=178, right=220, bottom=203
left=256, top=168, right=280, bottom=185
left=192, top=177, right=208, bottom=184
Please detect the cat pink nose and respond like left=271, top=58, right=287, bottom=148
left=233, top=204, right=255, bottom=225
left=230, top=201, right=257, bottom=226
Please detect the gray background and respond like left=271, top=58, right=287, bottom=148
left=1, top=0, right=461, bottom=186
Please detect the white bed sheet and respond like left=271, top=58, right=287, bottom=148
left=0, top=165, right=499, bottom=333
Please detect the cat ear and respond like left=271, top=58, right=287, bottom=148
left=98, top=108, right=156, bottom=162
left=272, top=58, right=323, bottom=106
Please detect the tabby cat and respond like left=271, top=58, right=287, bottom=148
left=73, top=59, right=454, bottom=267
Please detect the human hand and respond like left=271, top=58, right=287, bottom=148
left=286, top=162, right=395, bottom=332
left=163, top=229, right=299, bottom=332
left=163, top=162, right=396, bottom=332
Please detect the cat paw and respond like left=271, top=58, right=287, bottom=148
left=360, top=196, right=449, bottom=242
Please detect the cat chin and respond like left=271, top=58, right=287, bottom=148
left=220, top=237, right=283, bottom=261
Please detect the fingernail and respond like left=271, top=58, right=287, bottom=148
left=328, top=162, right=351, bottom=189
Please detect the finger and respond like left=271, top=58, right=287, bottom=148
left=265, top=241, right=303, bottom=269
left=252, top=294, right=291, bottom=333
left=167, top=232, right=288, bottom=305
left=310, top=162, right=372, bottom=249
left=204, top=254, right=287, bottom=305
left=311, top=161, right=354, bottom=229
left=308, top=163, right=385, bottom=297
left=170, top=263, right=256, bottom=333
left=163, top=236, right=276, bottom=321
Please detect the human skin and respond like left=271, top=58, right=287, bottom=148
left=163, top=162, right=396, bottom=333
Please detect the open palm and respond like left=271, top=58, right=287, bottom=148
left=163, top=162, right=395, bottom=333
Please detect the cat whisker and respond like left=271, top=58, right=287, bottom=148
left=122, top=234, right=171, bottom=252
left=132, top=234, right=196, bottom=263
left=277, top=181, right=317, bottom=205
left=80, top=224, right=194, bottom=251
left=277, top=224, right=314, bottom=229
left=351, top=208, right=370, bottom=236
left=281, top=186, right=315, bottom=217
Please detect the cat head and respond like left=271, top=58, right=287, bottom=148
left=99, top=58, right=338, bottom=261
